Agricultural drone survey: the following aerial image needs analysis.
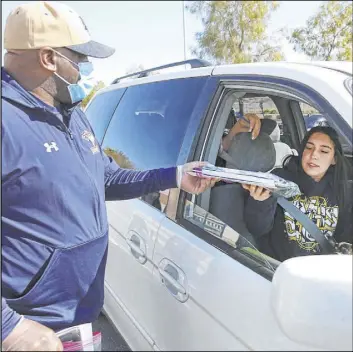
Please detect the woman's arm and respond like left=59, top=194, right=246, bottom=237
left=243, top=185, right=278, bottom=238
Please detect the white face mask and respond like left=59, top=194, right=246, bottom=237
left=53, top=50, right=97, bottom=104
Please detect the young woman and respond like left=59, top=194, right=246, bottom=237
left=242, top=126, right=353, bottom=261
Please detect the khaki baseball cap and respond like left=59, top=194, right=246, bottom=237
left=4, top=1, right=115, bottom=58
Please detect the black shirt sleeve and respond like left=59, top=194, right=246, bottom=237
left=244, top=193, right=278, bottom=238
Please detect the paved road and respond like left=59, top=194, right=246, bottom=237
left=92, top=312, right=131, bottom=351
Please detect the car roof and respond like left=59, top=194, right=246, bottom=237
left=99, top=61, right=352, bottom=96
left=286, top=61, right=352, bottom=75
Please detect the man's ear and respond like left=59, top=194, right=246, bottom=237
left=331, top=156, right=337, bottom=165
left=38, top=47, right=57, bottom=72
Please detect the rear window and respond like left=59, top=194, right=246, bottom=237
left=101, top=77, right=207, bottom=170
left=85, top=89, right=125, bottom=143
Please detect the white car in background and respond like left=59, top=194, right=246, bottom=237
left=85, top=60, right=353, bottom=351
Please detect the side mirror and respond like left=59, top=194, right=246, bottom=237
left=272, top=255, right=352, bottom=351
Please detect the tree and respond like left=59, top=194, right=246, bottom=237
left=289, top=1, right=352, bottom=61
left=81, top=81, right=105, bottom=109
left=104, top=147, right=135, bottom=169
left=186, top=1, right=284, bottom=64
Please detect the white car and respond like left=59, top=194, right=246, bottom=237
left=85, top=60, right=353, bottom=351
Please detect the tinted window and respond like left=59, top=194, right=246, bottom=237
left=101, top=77, right=206, bottom=170
left=85, top=89, right=125, bottom=143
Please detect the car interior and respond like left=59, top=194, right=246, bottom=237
left=183, top=87, right=348, bottom=275
left=197, top=90, right=298, bottom=211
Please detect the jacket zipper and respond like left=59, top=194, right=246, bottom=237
left=69, top=130, right=103, bottom=231
left=51, top=108, right=103, bottom=232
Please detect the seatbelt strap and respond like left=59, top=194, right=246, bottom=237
left=276, top=196, right=336, bottom=254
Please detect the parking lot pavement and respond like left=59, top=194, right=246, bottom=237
left=93, top=312, right=131, bottom=351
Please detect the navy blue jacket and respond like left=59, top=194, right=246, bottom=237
left=1, top=68, right=177, bottom=340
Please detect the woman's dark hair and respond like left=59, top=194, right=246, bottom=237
left=284, top=126, right=352, bottom=223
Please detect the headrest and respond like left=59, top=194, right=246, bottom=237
left=227, top=132, right=276, bottom=172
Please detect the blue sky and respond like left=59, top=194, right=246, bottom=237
left=2, top=1, right=322, bottom=84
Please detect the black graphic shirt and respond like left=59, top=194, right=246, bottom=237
left=283, top=194, right=339, bottom=253
left=244, top=157, right=352, bottom=261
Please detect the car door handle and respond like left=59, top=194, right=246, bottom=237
left=126, top=232, right=147, bottom=264
left=159, top=268, right=186, bottom=295
left=126, top=239, right=145, bottom=258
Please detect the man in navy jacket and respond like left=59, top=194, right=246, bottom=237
left=1, top=2, right=217, bottom=350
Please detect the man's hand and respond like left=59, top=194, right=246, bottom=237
left=242, top=184, right=272, bottom=201
left=2, top=318, right=63, bottom=351
left=179, top=162, right=219, bottom=195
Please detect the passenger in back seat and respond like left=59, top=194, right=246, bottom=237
left=210, top=115, right=280, bottom=247
left=220, top=113, right=262, bottom=159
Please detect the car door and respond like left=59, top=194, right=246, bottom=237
left=149, top=202, right=318, bottom=351
left=97, top=76, right=212, bottom=348
left=145, top=74, right=353, bottom=351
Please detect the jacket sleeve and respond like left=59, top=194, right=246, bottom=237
left=103, top=153, right=178, bottom=201
left=244, top=194, right=278, bottom=238
left=2, top=297, right=22, bottom=342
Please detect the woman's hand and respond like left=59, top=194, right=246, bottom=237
left=242, top=184, right=272, bottom=201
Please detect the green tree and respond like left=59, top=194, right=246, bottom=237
left=186, top=1, right=284, bottom=64
left=104, top=147, right=135, bottom=169
left=289, top=1, right=352, bottom=61
left=81, top=81, right=105, bottom=109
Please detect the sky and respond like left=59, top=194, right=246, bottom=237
left=1, top=1, right=323, bottom=85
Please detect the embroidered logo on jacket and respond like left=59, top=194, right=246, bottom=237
left=284, top=195, right=339, bottom=252
left=44, top=142, right=59, bottom=152
left=82, top=130, right=99, bottom=154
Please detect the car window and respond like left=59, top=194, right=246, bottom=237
left=300, top=102, right=351, bottom=153
left=180, top=79, right=351, bottom=280
left=232, top=96, right=283, bottom=137
left=300, top=102, right=328, bottom=131
left=85, top=89, right=125, bottom=144
left=101, top=77, right=207, bottom=210
left=180, top=89, right=285, bottom=278
left=101, top=78, right=206, bottom=170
